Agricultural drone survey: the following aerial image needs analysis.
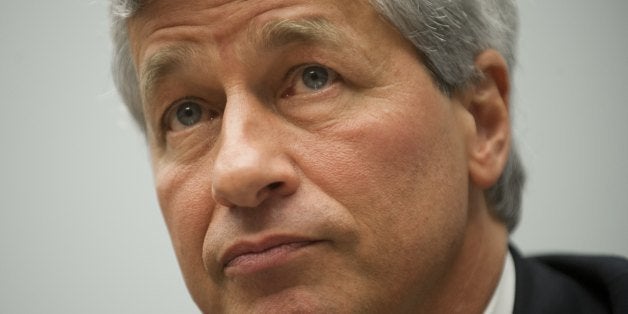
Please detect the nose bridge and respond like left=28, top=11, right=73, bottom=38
left=214, top=96, right=267, bottom=179
left=219, top=92, right=264, bottom=156
left=211, top=91, right=297, bottom=208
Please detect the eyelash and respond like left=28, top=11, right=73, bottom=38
left=161, top=96, right=217, bottom=132
left=281, top=63, right=340, bottom=98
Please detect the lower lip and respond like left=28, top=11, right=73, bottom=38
left=224, top=241, right=319, bottom=276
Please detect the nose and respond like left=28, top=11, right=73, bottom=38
left=210, top=94, right=299, bottom=208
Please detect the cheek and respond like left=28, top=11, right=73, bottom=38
left=296, top=94, right=470, bottom=245
left=154, top=162, right=212, bottom=243
left=292, top=96, right=472, bottom=302
left=152, top=160, right=216, bottom=292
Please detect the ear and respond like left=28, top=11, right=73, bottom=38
left=465, top=50, right=512, bottom=189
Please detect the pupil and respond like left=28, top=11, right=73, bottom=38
left=176, top=102, right=201, bottom=126
left=184, top=108, right=194, bottom=117
left=303, top=66, right=329, bottom=90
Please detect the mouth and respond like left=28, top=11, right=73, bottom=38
left=221, top=236, right=323, bottom=276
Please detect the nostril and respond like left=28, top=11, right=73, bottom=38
left=267, top=182, right=283, bottom=190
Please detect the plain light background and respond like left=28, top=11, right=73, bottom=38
left=1, top=0, right=626, bottom=313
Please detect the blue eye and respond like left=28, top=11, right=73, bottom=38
left=165, top=99, right=220, bottom=133
left=302, top=66, right=330, bottom=90
left=176, top=102, right=202, bottom=126
left=281, top=64, right=339, bottom=98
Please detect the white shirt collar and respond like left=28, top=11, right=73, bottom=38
left=483, top=250, right=516, bottom=314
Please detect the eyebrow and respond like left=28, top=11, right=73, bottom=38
left=251, top=16, right=343, bottom=50
left=139, top=17, right=343, bottom=101
left=140, top=44, right=197, bottom=101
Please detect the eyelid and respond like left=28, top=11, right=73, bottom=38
left=161, top=96, right=201, bottom=131
left=160, top=96, right=223, bottom=139
left=281, top=63, right=340, bottom=98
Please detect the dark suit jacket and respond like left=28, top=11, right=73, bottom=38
left=511, top=246, right=628, bottom=313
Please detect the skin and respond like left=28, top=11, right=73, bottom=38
left=128, top=0, right=512, bottom=312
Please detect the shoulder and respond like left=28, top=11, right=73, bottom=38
left=511, top=246, right=628, bottom=314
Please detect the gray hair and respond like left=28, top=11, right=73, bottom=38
left=109, top=0, right=525, bottom=231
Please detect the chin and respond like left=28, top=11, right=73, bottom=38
left=226, top=287, right=337, bottom=314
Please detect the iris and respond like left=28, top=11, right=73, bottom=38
left=302, top=66, right=330, bottom=90
left=176, top=102, right=202, bottom=126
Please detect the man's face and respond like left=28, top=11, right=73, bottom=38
left=129, top=0, right=477, bottom=312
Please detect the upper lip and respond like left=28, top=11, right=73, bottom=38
left=220, top=235, right=319, bottom=269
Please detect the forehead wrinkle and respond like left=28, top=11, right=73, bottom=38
left=140, top=44, right=199, bottom=102
left=250, top=16, right=344, bottom=51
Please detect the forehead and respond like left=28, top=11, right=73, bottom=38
left=127, top=0, right=398, bottom=96
left=128, top=0, right=375, bottom=47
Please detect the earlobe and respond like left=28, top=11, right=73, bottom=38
left=466, top=50, right=512, bottom=189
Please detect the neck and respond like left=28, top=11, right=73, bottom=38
left=423, top=188, right=509, bottom=313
